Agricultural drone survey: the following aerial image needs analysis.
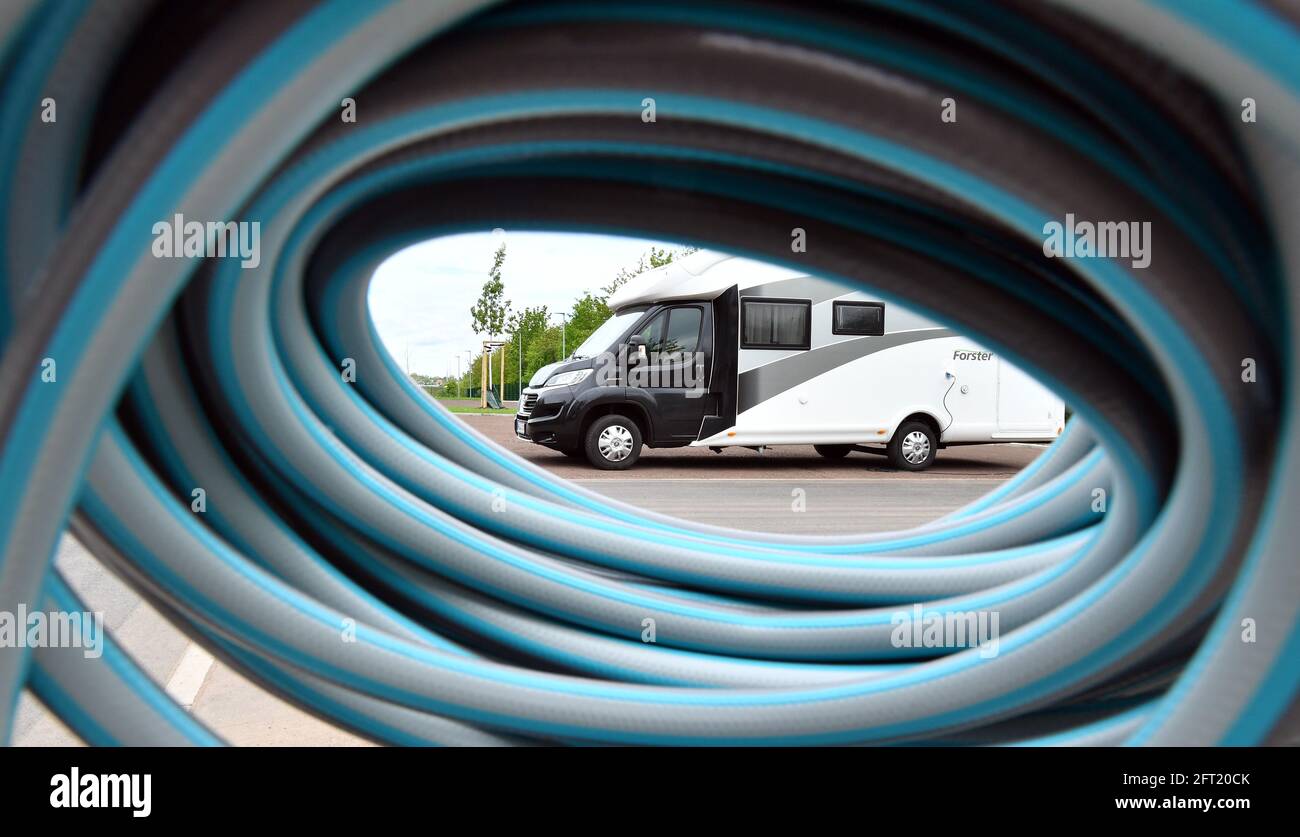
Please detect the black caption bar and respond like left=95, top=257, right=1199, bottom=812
left=0, top=746, right=1287, bottom=824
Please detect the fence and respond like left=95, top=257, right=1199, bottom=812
left=462, top=384, right=521, bottom=401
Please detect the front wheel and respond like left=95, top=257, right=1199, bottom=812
left=584, top=414, right=643, bottom=470
left=887, top=421, right=937, bottom=471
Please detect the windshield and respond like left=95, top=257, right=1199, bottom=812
left=569, top=307, right=648, bottom=359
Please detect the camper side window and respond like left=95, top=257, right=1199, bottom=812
left=740, top=298, right=811, bottom=350
left=832, top=301, right=885, bottom=336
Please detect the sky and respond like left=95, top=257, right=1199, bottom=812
left=367, top=230, right=682, bottom=378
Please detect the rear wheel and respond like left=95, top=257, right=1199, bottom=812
left=584, top=414, right=643, bottom=470
left=887, top=421, right=937, bottom=471
left=813, top=444, right=853, bottom=460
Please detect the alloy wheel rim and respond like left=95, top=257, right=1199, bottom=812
left=598, top=425, right=634, bottom=461
left=902, top=430, right=930, bottom=465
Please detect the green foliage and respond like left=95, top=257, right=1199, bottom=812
left=602, top=245, right=692, bottom=296
left=455, top=245, right=696, bottom=396
left=500, top=304, right=551, bottom=390
left=469, top=244, right=511, bottom=337
left=565, top=291, right=612, bottom=352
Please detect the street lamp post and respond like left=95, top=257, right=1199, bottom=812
left=552, top=312, right=569, bottom=359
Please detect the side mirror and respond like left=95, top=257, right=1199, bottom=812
left=627, top=336, right=648, bottom=364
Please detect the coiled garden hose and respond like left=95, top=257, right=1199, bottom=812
left=0, top=0, right=1296, bottom=745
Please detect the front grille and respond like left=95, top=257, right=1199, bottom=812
left=519, top=392, right=539, bottom=417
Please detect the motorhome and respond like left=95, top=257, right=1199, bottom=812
left=514, top=251, right=1064, bottom=470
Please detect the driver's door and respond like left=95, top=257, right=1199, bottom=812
left=631, top=305, right=709, bottom=441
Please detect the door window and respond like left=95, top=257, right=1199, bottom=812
left=663, top=307, right=702, bottom=355
left=634, top=312, right=664, bottom=349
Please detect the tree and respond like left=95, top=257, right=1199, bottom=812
left=470, top=244, right=511, bottom=337
left=510, top=306, right=551, bottom=349
left=470, top=245, right=697, bottom=395
left=526, top=327, right=564, bottom=372
left=601, top=246, right=694, bottom=297
left=503, top=305, right=550, bottom=391
left=409, top=372, right=439, bottom=389
left=540, top=248, right=694, bottom=366
left=470, top=244, right=512, bottom=404
left=565, top=291, right=614, bottom=353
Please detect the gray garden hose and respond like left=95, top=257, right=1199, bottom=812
left=0, top=0, right=1295, bottom=745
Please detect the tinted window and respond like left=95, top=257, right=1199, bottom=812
left=634, top=312, right=664, bottom=349
left=663, top=307, right=702, bottom=355
left=570, top=307, right=648, bottom=358
left=741, top=298, right=810, bottom=350
left=832, top=301, right=885, bottom=336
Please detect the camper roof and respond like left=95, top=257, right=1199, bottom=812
left=607, top=251, right=805, bottom=312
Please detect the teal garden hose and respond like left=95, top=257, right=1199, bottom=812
left=0, top=0, right=1296, bottom=745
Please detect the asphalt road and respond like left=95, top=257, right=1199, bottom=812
left=461, top=412, right=1042, bottom=479
left=13, top=414, right=1040, bottom=746
left=578, top=478, right=1003, bottom=534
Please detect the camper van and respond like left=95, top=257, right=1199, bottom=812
left=514, top=252, right=1064, bottom=470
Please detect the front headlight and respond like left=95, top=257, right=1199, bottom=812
left=543, top=369, right=593, bottom=388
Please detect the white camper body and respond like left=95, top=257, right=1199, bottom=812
left=608, top=251, right=1063, bottom=457
left=516, top=251, right=1063, bottom=470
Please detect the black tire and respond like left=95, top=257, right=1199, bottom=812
left=813, top=444, right=853, bottom=460
left=556, top=446, right=585, bottom=460
left=887, top=420, right=937, bottom=471
left=584, top=414, right=643, bottom=470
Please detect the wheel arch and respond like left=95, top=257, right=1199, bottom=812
left=580, top=402, right=652, bottom=446
left=893, top=411, right=943, bottom=442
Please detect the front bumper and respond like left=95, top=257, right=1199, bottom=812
left=514, top=387, right=579, bottom=449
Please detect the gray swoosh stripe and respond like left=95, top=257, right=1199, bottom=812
left=738, top=329, right=955, bottom=413
left=744, top=275, right=848, bottom=305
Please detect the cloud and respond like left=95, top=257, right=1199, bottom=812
left=368, top=231, right=682, bottom=377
